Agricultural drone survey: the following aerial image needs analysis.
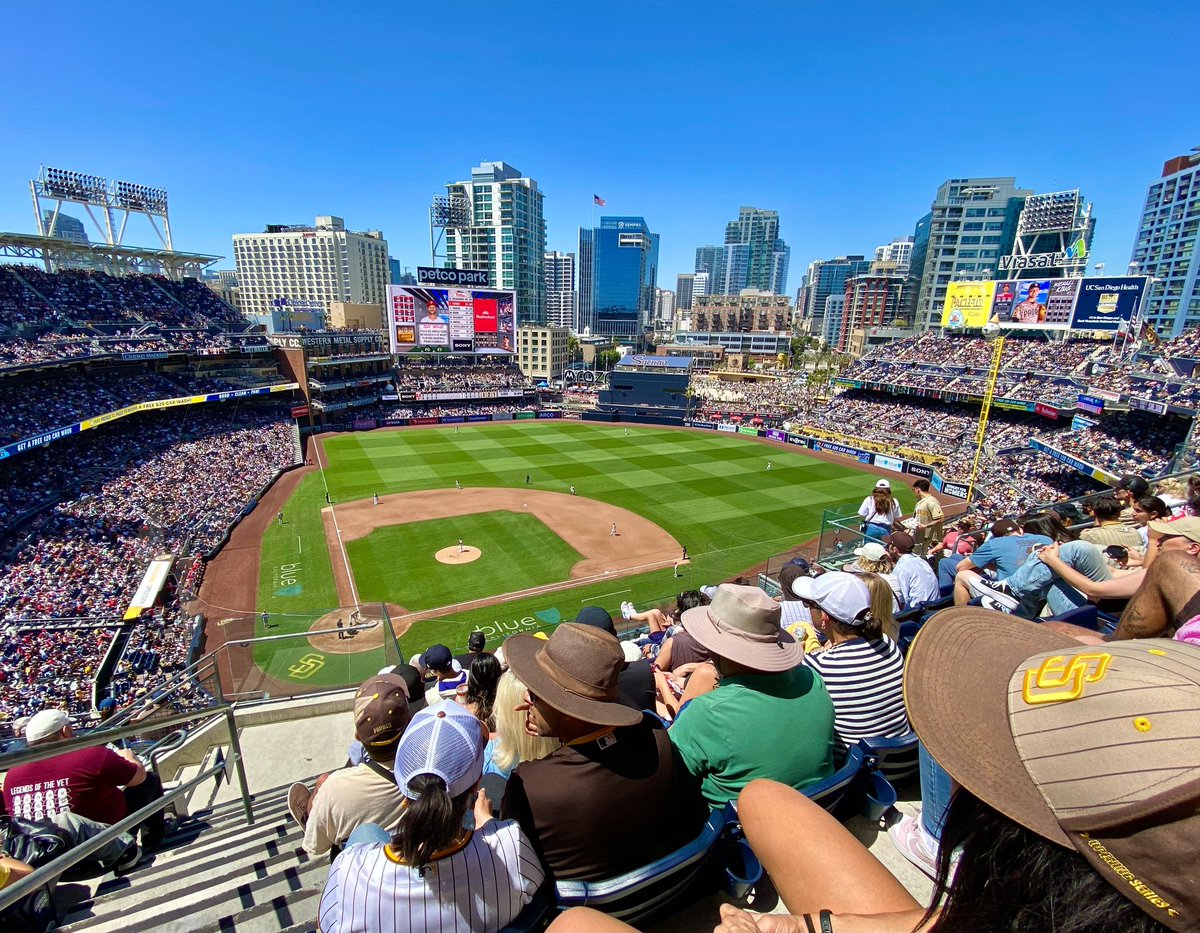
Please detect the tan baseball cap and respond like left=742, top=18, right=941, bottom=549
left=1147, top=516, right=1200, bottom=544
left=905, top=608, right=1200, bottom=931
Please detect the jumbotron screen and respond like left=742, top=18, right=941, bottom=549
left=387, top=285, right=516, bottom=355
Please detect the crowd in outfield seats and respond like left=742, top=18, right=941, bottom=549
left=0, top=330, right=268, bottom=370
left=392, top=363, right=528, bottom=392
left=0, top=368, right=279, bottom=442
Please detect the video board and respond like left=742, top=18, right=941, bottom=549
left=387, top=285, right=516, bottom=354
left=942, top=277, right=1147, bottom=332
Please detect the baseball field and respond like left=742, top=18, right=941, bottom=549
left=217, top=422, right=913, bottom=688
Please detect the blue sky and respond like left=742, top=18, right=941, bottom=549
left=0, top=1, right=1196, bottom=292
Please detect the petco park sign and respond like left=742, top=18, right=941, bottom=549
left=417, top=266, right=490, bottom=287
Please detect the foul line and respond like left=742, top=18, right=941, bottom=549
left=586, top=588, right=631, bottom=602
left=314, top=435, right=360, bottom=610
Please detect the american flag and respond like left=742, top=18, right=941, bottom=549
left=593, top=195, right=606, bottom=206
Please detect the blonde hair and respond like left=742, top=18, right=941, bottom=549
left=854, top=556, right=892, bottom=575
left=492, top=670, right=560, bottom=773
left=858, top=572, right=899, bottom=642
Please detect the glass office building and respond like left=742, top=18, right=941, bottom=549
left=578, top=217, right=659, bottom=339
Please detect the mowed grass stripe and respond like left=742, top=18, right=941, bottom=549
left=346, top=512, right=582, bottom=611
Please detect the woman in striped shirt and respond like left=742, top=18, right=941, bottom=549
left=796, top=572, right=910, bottom=749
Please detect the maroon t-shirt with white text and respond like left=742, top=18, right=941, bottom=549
left=4, top=746, right=138, bottom=825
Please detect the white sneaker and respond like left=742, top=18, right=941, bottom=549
left=620, top=601, right=635, bottom=620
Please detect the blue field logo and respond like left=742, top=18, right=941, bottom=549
left=275, top=584, right=303, bottom=596
left=534, top=608, right=562, bottom=624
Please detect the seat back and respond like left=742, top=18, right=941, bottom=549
left=800, top=744, right=865, bottom=812
left=553, top=803, right=730, bottom=923
left=858, top=732, right=920, bottom=783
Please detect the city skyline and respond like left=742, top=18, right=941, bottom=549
left=0, top=2, right=1196, bottom=295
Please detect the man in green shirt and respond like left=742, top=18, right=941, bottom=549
left=668, top=584, right=835, bottom=806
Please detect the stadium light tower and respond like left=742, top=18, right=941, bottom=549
left=30, top=165, right=173, bottom=251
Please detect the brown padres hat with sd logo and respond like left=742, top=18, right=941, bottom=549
left=904, top=608, right=1200, bottom=932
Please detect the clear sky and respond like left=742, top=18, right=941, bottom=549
left=0, top=1, right=1196, bottom=292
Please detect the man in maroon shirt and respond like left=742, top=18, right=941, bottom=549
left=3, top=709, right=165, bottom=851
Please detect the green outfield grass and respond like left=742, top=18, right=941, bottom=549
left=346, top=512, right=583, bottom=610
left=250, top=422, right=914, bottom=688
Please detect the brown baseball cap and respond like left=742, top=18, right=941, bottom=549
left=905, top=608, right=1200, bottom=931
left=883, top=531, right=915, bottom=553
left=1147, top=516, right=1200, bottom=545
left=354, top=674, right=411, bottom=750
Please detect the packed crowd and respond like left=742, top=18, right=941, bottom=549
left=692, top=376, right=828, bottom=421
left=373, top=401, right=543, bottom=421
left=0, top=625, right=117, bottom=725
left=392, top=363, right=528, bottom=392
left=0, top=265, right=244, bottom=329
left=0, top=366, right=282, bottom=443
left=0, top=329, right=269, bottom=370
left=105, top=606, right=204, bottom=711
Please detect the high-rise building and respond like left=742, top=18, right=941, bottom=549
left=676, top=273, right=696, bottom=311
left=693, top=270, right=710, bottom=299
left=838, top=262, right=907, bottom=352
left=655, top=288, right=676, bottom=323
left=873, top=236, right=914, bottom=273
left=821, top=293, right=846, bottom=347
left=440, top=161, right=546, bottom=324
left=516, top=323, right=570, bottom=381
left=544, top=251, right=577, bottom=331
left=41, top=209, right=88, bottom=244
left=801, top=256, right=872, bottom=343
left=577, top=217, right=660, bottom=339
left=232, top=215, right=389, bottom=320
left=695, top=245, right=724, bottom=290
left=723, top=206, right=790, bottom=294
left=693, top=211, right=790, bottom=296
left=691, top=291, right=791, bottom=332
left=1130, top=151, right=1200, bottom=338
left=910, top=177, right=1033, bottom=330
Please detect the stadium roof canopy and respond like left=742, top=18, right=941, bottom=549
left=0, top=231, right=222, bottom=279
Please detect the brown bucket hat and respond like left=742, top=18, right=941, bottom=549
left=905, top=607, right=1200, bottom=931
left=681, top=583, right=802, bottom=672
left=504, top=623, right=642, bottom=728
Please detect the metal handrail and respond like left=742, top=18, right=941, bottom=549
left=0, top=705, right=252, bottom=914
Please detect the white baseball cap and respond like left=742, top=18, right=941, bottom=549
left=26, top=709, right=70, bottom=743
left=791, top=572, right=873, bottom=626
left=393, top=701, right=484, bottom=799
left=854, top=542, right=889, bottom=562
left=875, top=479, right=891, bottom=490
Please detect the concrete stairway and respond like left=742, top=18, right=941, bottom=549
left=56, top=778, right=326, bottom=933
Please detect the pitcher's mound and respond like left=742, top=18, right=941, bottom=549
left=436, top=545, right=481, bottom=564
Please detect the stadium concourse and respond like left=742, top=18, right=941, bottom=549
left=0, top=264, right=1199, bottom=930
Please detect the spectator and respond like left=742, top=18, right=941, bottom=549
left=668, top=584, right=835, bottom=806
left=883, top=532, right=940, bottom=610
left=318, top=702, right=544, bottom=933
left=293, top=673, right=411, bottom=857
left=454, top=630, right=490, bottom=670
left=972, top=538, right=1111, bottom=618
left=950, top=519, right=1052, bottom=604
left=857, top=480, right=901, bottom=543
left=483, top=670, right=560, bottom=781
left=909, top=479, right=945, bottom=557
left=858, top=571, right=900, bottom=641
left=569, top=606, right=655, bottom=711
left=420, top=645, right=467, bottom=706
left=3, top=708, right=163, bottom=857
left=793, top=572, right=908, bottom=749
left=461, top=653, right=502, bottom=727
left=1080, top=495, right=1144, bottom=551
left=500, top=623, right=707, bottom=881
left=1113, top=474, right=1151, bottom=524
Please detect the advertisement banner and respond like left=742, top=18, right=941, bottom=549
left=410, top=417, right=438, bottom=425
left=1130, top=396, right=1168, bottom=415
left=717, top=423, right=737, bottom=433
left=941, top=281, right=996, bottom=329
left=1071, top=414, right=1099, bottom=431
left=382, top=418, right=409, bottom=427
left=1030, top=439, right=1116, bottom=484
left=873, top=454, right=904, bottom=473
left=515, top=412, right=536, bottom=420
left=738, top=426, right=760, bottom=436
left=1070, top=277, right=1147, bottom=332
left=492, top=412, right=514, bottom=421
left=765, top=429, right=787, bottom=442
left=904, top=462, right=934, bottom=480
left=994, top=398, right=1034, bottom=411
left=291, top=405, right=310, bottom=418
left=1077, top=394, right=1106, bottom=414
left=121, top=351, right=169, bottom=362
left=931, top=473, right=945, bottom=493
left=689, top=420, right=718, bottom=430
left=1034, top=402, right=1060, bottom=419
left=536, top=411, right=561, bottom=419
left=942, top=481, right=970, bottom=499
left=352, top=419, right=377, bottom=431
left=440, top=416, right=466, bottom=424
left=786, top=434, right=805, bottom=446
left=467, top=413, right=492, bottom=422
left=817, top=441, right=863, bottom=459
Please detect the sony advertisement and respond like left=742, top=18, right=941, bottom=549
left=387, top=285, right=516, bottom=354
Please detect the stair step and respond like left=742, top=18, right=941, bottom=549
left=195, top=888, right=321, bottom=933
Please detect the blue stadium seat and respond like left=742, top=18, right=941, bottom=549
left=858, top=732, right=920, bottom=784
left=553, top=803, right=733, bottom=923
left=800, top=743, right=866, bottom=812
left=897, top=620, right=924, bottom=655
